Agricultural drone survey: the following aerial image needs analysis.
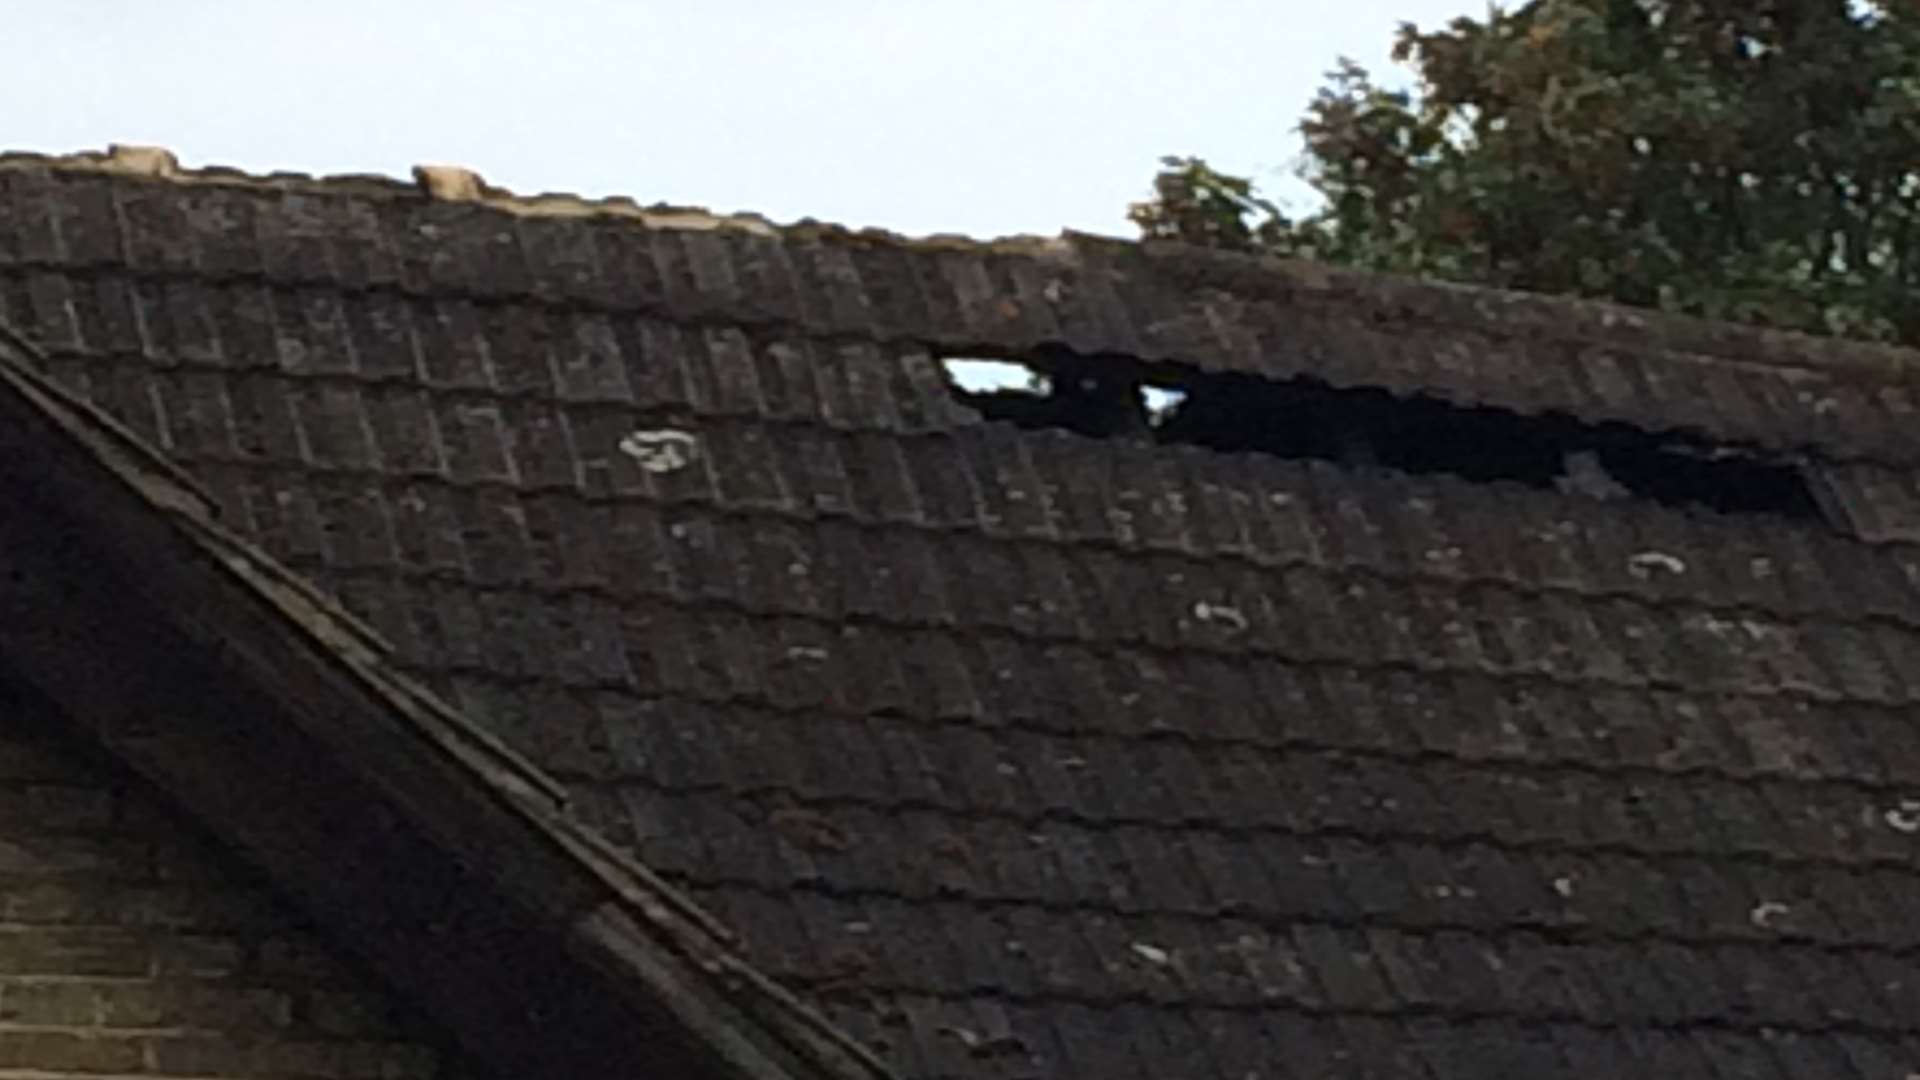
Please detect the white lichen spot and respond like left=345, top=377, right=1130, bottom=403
left=784, top=645, right=830, bottom=663
left=1552, top=875, right=1577, bottom=898
left=1042, top=278, right=1069, bottom=304
left=1193, top=601, right=1250, bottom=631
left=1628, top=550, right=1687, bottom=578
left=1749, top=900, right=1791, bottom=928
left=1130, top=942, right=1171, bottom=966
left=619, top=429, right=700, bottom=473
left=1884, top=798, right=1920, bottom=833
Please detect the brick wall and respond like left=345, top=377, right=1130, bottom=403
left=0, top=667, right=478, bottom=1078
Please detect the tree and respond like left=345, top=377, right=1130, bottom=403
left=1131, top=1, right=1920, bottom=344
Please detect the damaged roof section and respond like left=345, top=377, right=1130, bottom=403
left=4, top=145, right=1918, bottom=532
left=942, top=347, right=1829, bottom=524
left=0, top=147, right=1913, bottom=451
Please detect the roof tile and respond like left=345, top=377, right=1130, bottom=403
left=112, top=179, right=200, bottom=275
left=837, top=242, right=929, bottom=345
left=731, top=338, right=805, bottom=424
left=602, top=316, right=693, bottom=410
left=682, top=326, right=759, bottom=417
left=733, top=231, right=818, bottom=332
left=0, top=167, right=57, bottom=264
left=196, top=281, right=276, bottom=370
left=964, top=427, right=1056, bottom=542
left=703, top=422, right=792, bottom=513
left=831, top=431, right=917, bottom=525
left=576, top=217, right=664, bottom=313
left=980, top=253, right=1065, bottom=349
left=548, top=593, right=632, bottom=689
left=1765, top=1031, right=1866, bottom=1080
left=984, top=254, right=1070, bottom=350
left=512, top=214, right=608, bottom=307
left=1026, top=434, right=1119, bottom=545
left=1571, top=346, right=1657, bottom=430
left=1692, top=1028, right=1793, bottom=1080
left=256, top=190, right=357, bottom=283
left=433, top=400, right=515, bottom=485
left=271, top=289, right=359, bottom=376
left=412, top=298, right=494, bottom=390
left=1180, top=833, right=1275, bottom=921
left=792, top=238, right=874, bottom=336
left=1854, top=703, right=1920, bottom=785
left=385, top=485, right=469, bottom=576
left=151, top=368, right=238, bottom=461
left=1742, top=1027, right=1861, bottom=1080
left=769, top=428, right=856, bottom=520
left=224, top=372, right=309, bottom=466
left=545, top=311, right=632, bottom=405
left=45, top=171, right=133, bottom=268
left=331, top=294, right=415, bottom=382
left=310, top=476, right=399, bottom=571
left=479, top=302, right=561, bottom=398
left=471, top=588, right=553, bottom=682
left=21, top=273, right=94, bottom=357
left=290, top=381, right=375, bottom=470
left=899, top=434, right=985, bottom=529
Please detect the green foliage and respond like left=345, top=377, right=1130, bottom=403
left=1132, top=1, right=1920, bottom=344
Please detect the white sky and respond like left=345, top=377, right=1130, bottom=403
left=9, top=1, right=1486, bottom=239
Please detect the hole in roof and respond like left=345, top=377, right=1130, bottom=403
left=938, top=347, right=1826, bottom=524
left=943, top=350, right=1150, bottom=439
left=1142, top=385, right=1187, bottom=426
left=942, top=357, right=1047, bottom=395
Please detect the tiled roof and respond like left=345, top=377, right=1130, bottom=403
left=7, top=146, right=1920, bottom=1077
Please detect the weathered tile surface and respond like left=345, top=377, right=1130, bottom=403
left=9, top=156, right=1920, bottom=1077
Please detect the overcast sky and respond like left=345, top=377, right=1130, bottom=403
left=9, top=1, right=1485, bottom=239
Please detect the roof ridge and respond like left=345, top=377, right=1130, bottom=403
left=0, top=144, right=1089, bottom=253
left=8, top=145, right=1920, bottom=433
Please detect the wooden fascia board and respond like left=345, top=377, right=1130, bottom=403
left=0, top=328, right=893, bottom=1080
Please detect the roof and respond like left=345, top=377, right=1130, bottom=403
left=5, top=144, right=1920, bottom=1077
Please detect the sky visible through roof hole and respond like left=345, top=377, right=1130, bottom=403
left=943, top=357, right=1187, bottom=416
left=9, top=1, right=1481, bottom=239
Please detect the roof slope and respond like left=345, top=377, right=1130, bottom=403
left=0, top=171, right=892, bottom=1079
left=7, top=147, right=1920, bottom=1077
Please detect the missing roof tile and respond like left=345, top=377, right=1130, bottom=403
left=941, top=353, right=1149, bottom=438
left=939, top=347, right=1827, bottom=524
